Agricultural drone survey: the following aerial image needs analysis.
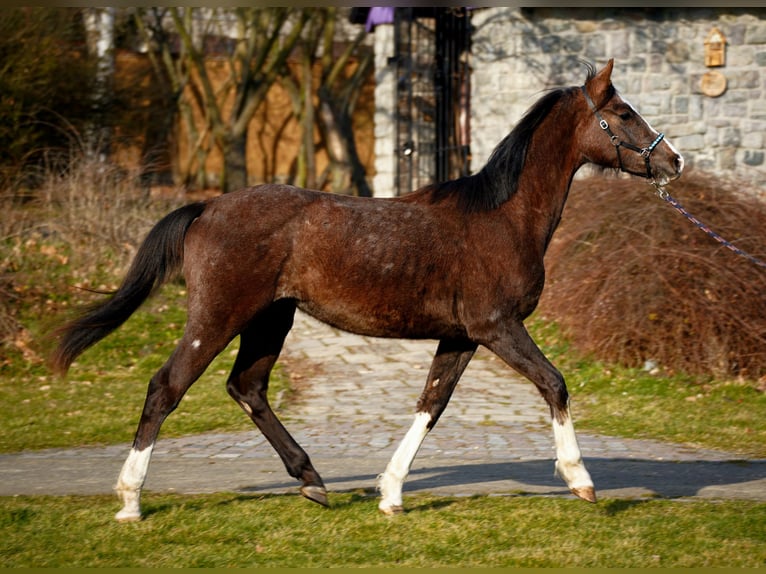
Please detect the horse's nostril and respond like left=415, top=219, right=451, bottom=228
left=675, top=155, right=685, bottom=174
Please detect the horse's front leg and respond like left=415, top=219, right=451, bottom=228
left=378, top=338, right=477, bottom=514
left=483, top=321, right=596, bottom=503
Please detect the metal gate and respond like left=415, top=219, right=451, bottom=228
left=393, top=8, right=472, bottom=196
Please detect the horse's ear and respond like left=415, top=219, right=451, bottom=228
left=585, top=58, right=614, bottom=106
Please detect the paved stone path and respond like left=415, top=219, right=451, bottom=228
left=1, top=311, right=764, bottom=503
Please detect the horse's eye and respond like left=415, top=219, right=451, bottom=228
left=619, top=111, right=632, bottom=120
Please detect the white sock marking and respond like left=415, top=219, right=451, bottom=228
left=551, top=407, right=593, bottom=490
left=114, top=444, right=154, bottom=522
left=378, top=412, right=431, bottom=512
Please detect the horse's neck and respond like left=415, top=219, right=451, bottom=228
left=504, top=126, right=583, bottom=254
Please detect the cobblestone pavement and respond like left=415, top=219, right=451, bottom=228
left=1, top=311, right=764, bottom=502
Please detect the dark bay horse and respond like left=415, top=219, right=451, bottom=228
left=50, top=59, right=683, bottom=521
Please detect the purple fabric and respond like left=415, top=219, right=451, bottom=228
left=365, top=7, right=395, bottom=32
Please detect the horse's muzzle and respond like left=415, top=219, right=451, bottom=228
left=653, top=146, right=684, bottom=186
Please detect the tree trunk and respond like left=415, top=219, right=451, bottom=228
left=223, top=131, right=248, bottom=193
left=318, top=91, right=372, bottom=197
left=301, top=57, right=317, bottom=190
left=83, top=7, right=115, bottom=162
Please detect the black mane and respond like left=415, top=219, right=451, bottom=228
left=432, top=65, right=603, bottom=213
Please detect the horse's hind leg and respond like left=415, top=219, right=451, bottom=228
left=484, top=321, right=596, bottom=503
left=378, top=338, right=477, bottom=515
left=226, top=300, right=328, bottom=507
left=115, top=330, right=233, bottom=522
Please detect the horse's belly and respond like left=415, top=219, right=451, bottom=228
left=295, top=298, right=461, bottom=340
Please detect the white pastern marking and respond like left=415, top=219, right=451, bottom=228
left=378, top=412, right=432, bottom=511
left=551, top=408, right=593, bottom=490
left=114, top=444, right=154, bottom=522
left=191, top=339, right=201, bottom=349
left=239, top=400, right=253, bottom=416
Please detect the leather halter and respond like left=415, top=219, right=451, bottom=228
left=581, top=85, right=665, bottom=180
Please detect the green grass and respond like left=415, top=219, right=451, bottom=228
left=0, top=286, right=291, bottom=453
left=2, top=492, right=764, bottom=567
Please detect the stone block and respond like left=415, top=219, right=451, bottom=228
left=574, top=20, right=598, bottom=34
left=728, top=46, right=754, bottom=67
left=719, top=147, right=737, bottom=170
left=625, top=56, right=647, bottom=73
left=725, top=70, right=758, bottom=90
left=750, top=99, right=766, bottom=119
left=677, top=133, right=706, bottom=150
left=609, top=32, right=631, bottom=60
left=726, top=23, right=747, bottom=46
left=540, top=34, right=562, bottom=54
left=646, top=73, right=673, bottom=92
left=743, top=150, right=765, bottom=166
left=666, top=40, right=691, bottom=63
left=723, top=103, right=749, bottom=117
left=742, top=131, right=764, bottom=148
left=585, top=34, right=606, bottom=59
left=745, top=22, right=766, bottom=44
left=674, top=95, right=689, bottom=114
left=563, top=35, right=584, bottom=53
left=721, top=127, right=742, bottom=147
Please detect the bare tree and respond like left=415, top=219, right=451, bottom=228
left=279, top=9, right=327, bottom=190
left=135, top=8, right=309, bottom=192
left=134, top=8, right=372, bottom=195
left=280, top=8, right=373, bottom=196
left=83, top=7, right=116, bottom=162
left=134, top=8, right=208, bottom=188
left=170, top=8, right=309, bottom=193
left=315, top=10, right=373, bottom=197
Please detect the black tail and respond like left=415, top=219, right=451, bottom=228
left=50, top=201, right=207, bottom=375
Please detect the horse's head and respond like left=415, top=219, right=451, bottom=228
left=580, top=59, right=684, bottom=186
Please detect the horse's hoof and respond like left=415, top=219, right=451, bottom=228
left=379, top=504, right=404, bottom=516
left=571, top=486, right=597, bottom=503
left=301, top=485, right=329, bottom=507
left=115, top=509, right=142, bottom=523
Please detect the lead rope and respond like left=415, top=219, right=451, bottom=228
left=654, top=184, right=766, bottom=269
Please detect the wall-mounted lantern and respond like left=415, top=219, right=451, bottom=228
left=704, top=27, right=726, bottom=67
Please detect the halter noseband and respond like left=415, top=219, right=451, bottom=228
left=581, top=85, right=665, bottom=181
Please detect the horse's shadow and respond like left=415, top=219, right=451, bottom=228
left=241, top=457, right=766, bottom=505
left=405, top=458, right=766, bottom=499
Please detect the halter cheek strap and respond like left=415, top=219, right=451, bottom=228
left=580, top=85, right=664, bottom=180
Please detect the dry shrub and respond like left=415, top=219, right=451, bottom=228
left=0, top=156, right=184, bottom=357
left=538, top=170, right=766, bottom=379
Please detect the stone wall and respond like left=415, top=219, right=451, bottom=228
left=470, top=7, right=766, bottom=198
